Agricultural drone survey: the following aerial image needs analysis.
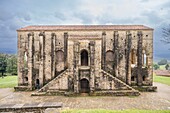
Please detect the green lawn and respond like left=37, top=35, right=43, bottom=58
left=62, top=109, right=170, bottom=113
left=159, top=65, right=166, bottom=70
left=0, top=75, right=17, bottom=88
left=153, top=73, right=170, bottom=86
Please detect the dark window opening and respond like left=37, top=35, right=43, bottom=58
left=35, top=79, right=40, bottom=89
left=143, top=76, right=145, bottom=81
left=81, top=50, right=88, bottom=66
left=24, top=77, right=28, bottom=82
left=131, top=76, right=135, bottom=81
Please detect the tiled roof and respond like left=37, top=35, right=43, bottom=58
left=17, top=25, right=153, bottom=31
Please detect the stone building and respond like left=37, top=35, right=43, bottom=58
left=15, top=25, right=156, bottom=96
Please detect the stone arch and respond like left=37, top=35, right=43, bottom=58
left=105, top=50, right=114, bottom=70
left=81, top=49, right=88, bottom=66
left=80, top=78, right=90, bottom=93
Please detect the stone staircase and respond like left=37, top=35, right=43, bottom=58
left=32, top=69, right=68, bottom=96
left=91, top=70, right=140, bottom=96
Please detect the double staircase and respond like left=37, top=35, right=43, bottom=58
left=32, top=69, right=140, bottom=96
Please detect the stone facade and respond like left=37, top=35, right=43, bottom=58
left=15, top=25, right=156, bottom=96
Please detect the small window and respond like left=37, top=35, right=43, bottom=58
left=146, top=35, right=148, bottom=37
left=143, top=76, right=145, bottom=81
left=131, top=76, right=135, bottom=81
left=24, top=77, right=28, bottom=82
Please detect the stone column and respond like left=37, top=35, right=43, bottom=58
left=89, top=41, right=95, bottom=92
left=27, top=32, right=34, bottom=89
left=64, top=32, right=68, bottom=69
left=101, top=32, right=106, bottom=70
left=113, top=31, right=119, bottom=77
left=73, top=41, right=80, bottom=93
left=39, top=32, right=45, bottom=87
left=125, top=31, right=132, bottom=85
left=51, top=33, right=56, bottom=79
left=137, top=31, right=143, bottom=86
left=17, top=35, right=24, bottom=86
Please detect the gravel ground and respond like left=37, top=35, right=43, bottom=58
left=0, top=82, right=170, bottom=110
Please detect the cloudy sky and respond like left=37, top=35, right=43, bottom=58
left=0, top=0, right=170, bottom=61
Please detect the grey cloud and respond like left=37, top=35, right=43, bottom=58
left=141, top=11, right=162, bottom=24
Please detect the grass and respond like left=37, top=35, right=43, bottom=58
left=159, top=65, right=166, bottom=70
left=62, top=109, right=170, bottom=113
left=153, top=73, right=170, bottom=86
left=0, top=75, right=17, bottom=88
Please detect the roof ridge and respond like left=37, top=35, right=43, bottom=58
left=17, top=25, right=153, bottom=31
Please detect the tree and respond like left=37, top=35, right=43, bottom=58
left=6, top=55, right=17, bottom=75
left=162, top=25, right=170, bottom=44
left=158, top=59, right=167, bottom=65
left=0, top=54, right=7, bottom=77
left=153, top=64, right=159, bottom=70
left=165, top=64, right=169, bottom=70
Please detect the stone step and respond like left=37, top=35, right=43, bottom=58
left=91, top=90, right=140, bottom=96
left=80, top=93, right=89, bottom=96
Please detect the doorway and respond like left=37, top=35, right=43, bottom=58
left=80, top=79, right=90, bottom=93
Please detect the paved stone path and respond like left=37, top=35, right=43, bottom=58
left=0, top=102, right=62, bottom=112
left=0, top=82, right=170, bottom=110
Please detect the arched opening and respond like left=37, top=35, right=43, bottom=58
left=143, top=53, right=147, bottom=66
left=56, top=50, right=64, bottom=72
left=80, top=79, right=90, bottom=93
left=56, top=50, right=64, bottom=62
left=24, top=51, right=28, bottom=69
left=35, top=79, right=40, bottom=89
left=106, top=50, right=114, bottom=70
left=81, top=50, right=88, bottom=66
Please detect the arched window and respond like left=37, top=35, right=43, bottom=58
left=81, top=50, right=88, bottom=66
left=106, top=50, right=114, bottom=62
left=142, top=50, right=148, bottom=67
left=24, top=51, right=28, bottom=69
left=105, top=50, right=114, bottom=70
